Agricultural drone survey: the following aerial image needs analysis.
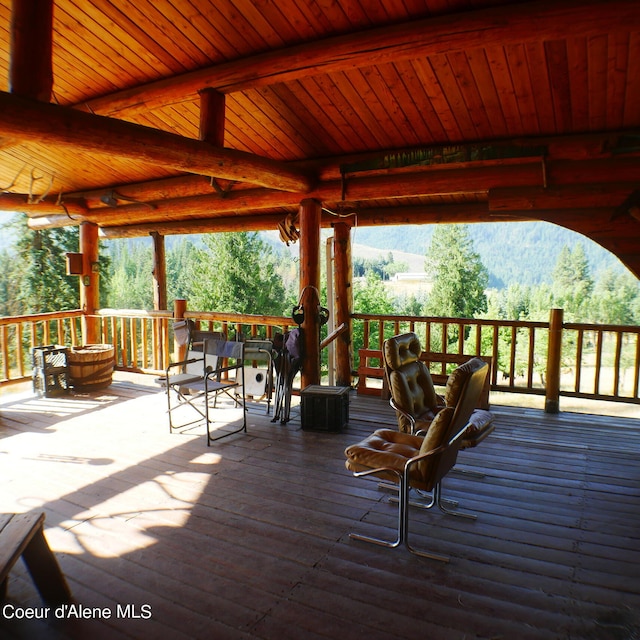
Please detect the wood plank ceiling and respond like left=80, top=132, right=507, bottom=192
left=0, top=0, right=639, bottom=274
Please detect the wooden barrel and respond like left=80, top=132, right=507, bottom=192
left=68, top=344, right=115, bottom=391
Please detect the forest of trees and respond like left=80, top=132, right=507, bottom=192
left=1, top=214, right=639, bottom=330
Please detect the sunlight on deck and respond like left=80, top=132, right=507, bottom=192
left=1, top=383, right=225, bottom=560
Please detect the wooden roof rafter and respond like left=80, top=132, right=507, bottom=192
left=0, top=0, right=639, bottom=275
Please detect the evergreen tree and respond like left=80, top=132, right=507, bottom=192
left=592, top=269, right=640, bottom=325
left=352, top=271, right=396, bottom=354
left=551, top=243, right=594, bottom=320
left=106, top=239, right=154, bottom=309
left=423, top=224, right=488, bottom=318
left=166, top=237, right=199, bottom=303
left=9, top=216, right=80, bottom=313
left=185, top=232, right=287, bottom=315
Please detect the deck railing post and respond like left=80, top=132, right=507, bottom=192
left=79, top=222, right=100, bottom=344
left=545, top=308, right=563, bottom=413
left=174, top=299, right=187, bottom=365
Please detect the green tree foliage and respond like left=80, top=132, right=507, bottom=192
left=0, top=247, right=23, bottom=316
left=352, top=272, right=397, bottom=354
left=165, top=236, right=211, bottom=304
left=424, top=224, right=488, bottom=318
left=3, top=216, right=80, bottom=313
left=353, top=253, right=407, bottom=280
left=106, top=239, right=154, bottom=309
left=184, top=232, right=287, bottom=315
left=591, top=269, right=640, bottom=325
left=551, top=243, right=594, bottom=320
left=353, top=271, right=396, bottom=315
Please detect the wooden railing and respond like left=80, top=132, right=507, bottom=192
left=2, top=306, right=639, bottom=408
left=352, top=311, right=640, bottom=406
left=94, top=309, right=174, bottom=373
left=0, top=307, right=295, bottom=385
left=0, top=310, right=84, bottom=385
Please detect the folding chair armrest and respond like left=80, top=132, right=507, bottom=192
left=166, top=356, right=203, bottom=373
left=206, top=363, right=242, bottom=377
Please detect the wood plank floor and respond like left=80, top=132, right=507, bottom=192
left=1, top=375, right=639, bottom=640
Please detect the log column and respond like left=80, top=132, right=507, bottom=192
left=545, top=308, right=563, bottom=413
left=199, top=88, right=225, bottom=145
left=151, top=231, right=168, bottom=367
left=333, top=221, right=353, bottom=387
left=151, top=231, right=167, bottom=311
left=173, top=298, right=187, bottom=364
left=79, top=222, right=100, bottom=344
left=299, top=198, right=322, bottom=388
left=10, top=0, right=53, bottom=101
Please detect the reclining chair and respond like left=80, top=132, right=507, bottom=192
left=344, top=356, right=489, bottom=561
left=166, top=323, right=246, bottom=445
left=383, top=332, right=495, bottom=448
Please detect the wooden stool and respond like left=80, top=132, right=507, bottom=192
left=1, top=512, right=72, bottom=604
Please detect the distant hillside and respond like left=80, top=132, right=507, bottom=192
left=352, top=221, right=628, bottom=288
left=1, top=214, right=630, bottom=292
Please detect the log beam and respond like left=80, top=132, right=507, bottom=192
left=489, top=184, right=637, bottom=211
left=25, top=156, right=640, bottom=230
left=0, top=91, right=312, bottom=193
left=77, top=0, right=639, bottom=117
left=63, top=132, right=640, bottom=208
left=84, top=204, right=491, bottom=238
left=0, top=194, right=87, bottom=217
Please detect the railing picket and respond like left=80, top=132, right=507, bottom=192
left=1, top=324, right=8, bottom=381
left=635, top=334, right=640, bottom=400
left=613, top=332, right=623, bottom=397
left=594, top=330, right=603, bottom=395
left=509, top=326, right=517, bottom=385
left=575, top=329, right=584, bottom=393
left=1, top=308, right=639, bottom=406
left=130, top=319, right=138, bottom=369
left=527, top=327, right=535, bottom=389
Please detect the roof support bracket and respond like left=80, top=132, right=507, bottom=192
left=210, top=178, right=236, bottom=198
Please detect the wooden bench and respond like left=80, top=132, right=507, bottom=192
left=356, top=349, right=386, bottom=396
left=357, top=349, right=492, bottom=409
left=1, top=512, right=72, bottom=604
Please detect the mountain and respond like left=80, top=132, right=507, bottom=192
left=1, top=213, right=629, bottom=291
left=351, top=221, right=628, bottom=288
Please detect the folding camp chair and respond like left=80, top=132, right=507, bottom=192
left=166, top=327, right=247, bottom=444
left=244, top=339, right=275, bottom=414
left=271, top=328, right=303, bottom=424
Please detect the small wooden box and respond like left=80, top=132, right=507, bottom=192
left=301, top=385, right=350, bottom=432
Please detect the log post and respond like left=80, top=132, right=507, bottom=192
left=333, top=222, right=353, bottom=387
left=151, top=231, right=167, bottom=367
left=199, top=88, right=225, bottom=145
left=9, top=0, right=53, bottom=101
left=299, top=199, right=322, bottom=388
left=174, top=299, right=187, bottom=364
left=545, top=307, right=564, bottom=413
left=151, top=232, right=167, bottom=311
left=79, top=222, right=100, bottom=344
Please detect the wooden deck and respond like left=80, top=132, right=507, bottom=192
left=1, top=375, right=639, bottom=640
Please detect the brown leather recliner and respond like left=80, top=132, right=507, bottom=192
left=344, top=355, right=490, bottom=561
left=383, top=332, right=495, bottom=448
left=383, top=332, right=441, bottom=434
